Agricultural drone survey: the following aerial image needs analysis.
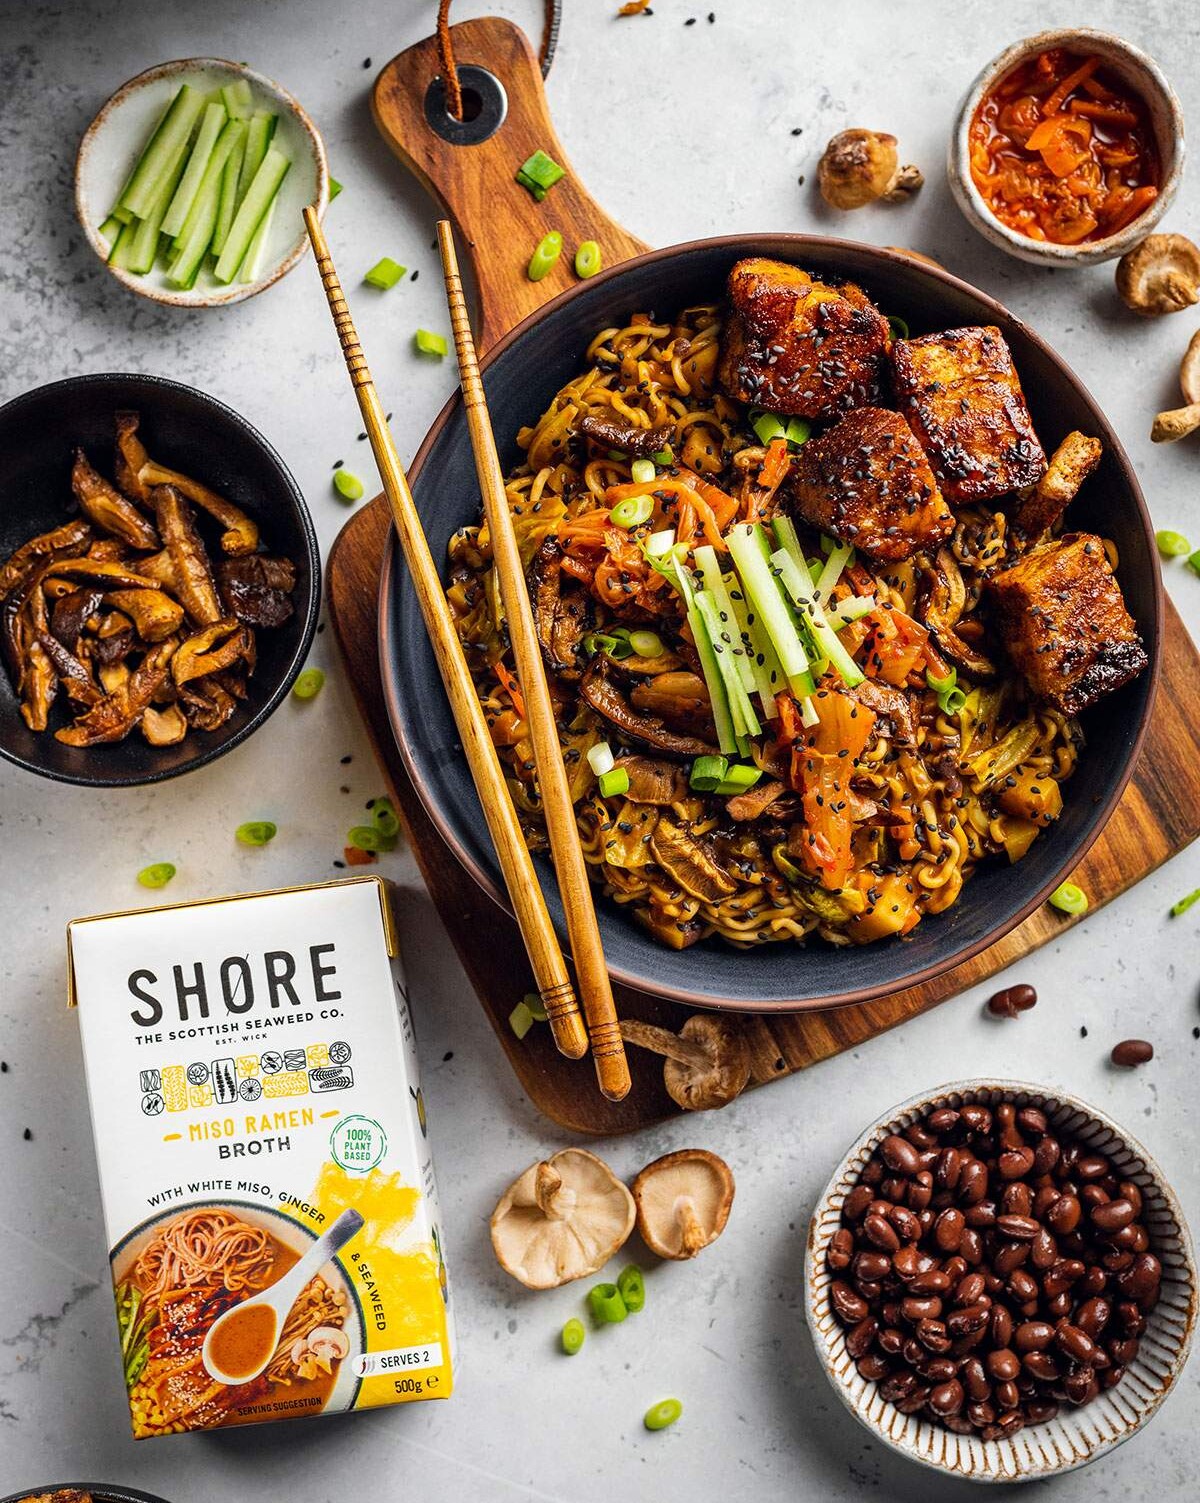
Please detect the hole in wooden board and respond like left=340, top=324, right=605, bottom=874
left=424, top=65, right=508, bottom=145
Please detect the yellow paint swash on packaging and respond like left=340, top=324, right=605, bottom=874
left=68, top=877, right=454, bottom=1437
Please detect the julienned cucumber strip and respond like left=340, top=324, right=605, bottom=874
left=727, top=524, right=815, bottom=700
left=727, top=582, right=782, bottom=718
left=121, top=84, right=206, bottom=219
left=108, top=219, right=139, bottom=271
left=97, top=214, right=124, bottom=246
left=814, top=539, right=854, bottom=604
left=213, top=144, right=290, bottom=283
left=668, top=557, right=738, bottom=757
left=166, top=120, right=243, bottom=287
left=212, top=130, right=247, bottom=255
left=825, top=595, right=876, bottom=630
left=238, top=196, right=276, bottom=282
left=161, top=100, right=227, bottom=239
left=220, top=78, right=253, bottom=119
left=770, top=546, right=865, bottom=689
left=694, top=546, right=756, bottom=696
left=239, top=111, right=277, bottom=201
left=127, top=139, right=189, bottom=275
left=694, top=590, right=760, bottom=742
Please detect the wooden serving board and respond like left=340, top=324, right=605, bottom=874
left=326, top=17, right=1200, bottom=1135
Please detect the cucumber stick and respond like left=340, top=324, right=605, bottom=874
left=238, top=197, right=276, bottom=282
left=161, top=101, right=227, bottom=239
left=97, top=214, right=124, bottom=246
left=220, top=78, right=254, bottom=119
left=727, top=524, right=815, bottom=700
left=211, top=130, right=247, bottom=255
left=120, top=84, right=205, bottom=219
left=671, top=559, right=738, bottom=757
left=770, top=547, right=865, bottom=689
left=213, top=144, right=290, bottom=283
left=726, top=582, right=782, bottom=718
left=694, top=546, right=756, bottom=696
left=694, top=590, right=760, bottom=743
left=127, top=139, right=189, bottom=275
left=239, top=111, right=277, bottom=200
left=107, top=219, right=139, bottom=270
left=166, top=120, right=243, bottom=287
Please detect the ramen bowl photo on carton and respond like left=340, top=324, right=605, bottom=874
left=67, top=876, right=454, bottom=1437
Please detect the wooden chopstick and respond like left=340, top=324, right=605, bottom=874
left=436, top=220, right=631, bottom=1104
left=302, top=206, right=590, bottom=1066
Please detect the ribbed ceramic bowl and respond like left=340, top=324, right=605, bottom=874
left=804, top=1081, right=1197, bottom=1482
left=949, top=29, right=1184, bottom=267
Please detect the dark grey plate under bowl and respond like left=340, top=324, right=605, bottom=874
left=0, top=373, right=319, bottom=786
left=0, top=1489, right=171, bottom=1503
left=380, top=234, right=1161, bottom=1011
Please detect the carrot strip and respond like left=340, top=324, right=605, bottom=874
left=1043, top=55, right=1100, bottom=116
left=494, top=660, right=526, bottom=720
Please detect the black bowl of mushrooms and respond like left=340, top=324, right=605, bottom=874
left=0, top=373, right=319, bottom=786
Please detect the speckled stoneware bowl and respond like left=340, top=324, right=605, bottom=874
left=804, top=1081, right=1197, bottom=1483
left=949, top=29, right=1184, bottom=267
left=75, top=57, right=328, bottom=307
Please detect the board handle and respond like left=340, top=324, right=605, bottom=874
left=372, top=15, right=649, bottom=356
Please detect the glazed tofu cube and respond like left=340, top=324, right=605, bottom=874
left=717, top=257, right=890, bottom=420
left=890, top=326, right=1047, bottom=503
left=785, top=407, right=954, bottom=565
left=987, top=533, right=1148, bottom=715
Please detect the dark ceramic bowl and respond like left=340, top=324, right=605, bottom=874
left=0, top=1490, right=171, bottom=1503
left=0, top=373, right=319, bottom=786
left=380, top=235, right=1161, bottom=1011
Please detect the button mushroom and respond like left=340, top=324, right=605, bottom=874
left=631, top=1149, right=735, bottom=1260
left=1152, top=328, right=1200, bottom=443
left=1115, top=233, right=1200, bottom=316
left=490, top=1147, right=635, bottom=1289
left=619, top=1014, right=751, bottom=1111
left=818, top=129, right=923, bottom=210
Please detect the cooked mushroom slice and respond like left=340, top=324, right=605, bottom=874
left=1152, top=328, right=1200, bottom=443
left=616, top=755, right=690, bottom=805
left=38, top=633, right=102, bottom=706
left=0, top=519, right=92, bottom=595
left=649, top=816, right=737, bottom=902
left=172, top=619, right=252, bottom=687
left=489, top=1147, right=635, bottom=1290
left=98, top=658, right=131, bottom=696
left=115, top=410, right=259, bottom=555
left=578, top=411, right=676, bottom=458
left=134, top=549, right=180, bottom=587
left=142, top=703, right=188, bottom=746
left=104, top=588, right=185, bottom=643
left=1115, top=233, right=1200, bottom=315
left=217, top=554, right=297, bottom=627
left=631, top=1149, right=735, bottom=1259
left=50, top=588, right=104, bottom=649
left=581, top=658, right=717, bottom=758
left=629, top=672, right=717, bottom=737
left=1013, top=431, right=1103, bottom=539
left=93, top=611, right=135, bottom=665
left=528, top=537, right=594, bottom=681
left=20, top=638, right=57, bottom=731
left=152, top=485, right=222, bottom=624
left=55, top=638, right=177, bottom=746
left=850, top=681, right=917, bottom=747
left=180, top=677, right=238, bottom=731
left=43, top=557, right=162, bottom=591
left=818, top=129, right=923, bottom=210
left=71, top=449, right=158, bottom=550
left=619, top=1014, right=752, bottom=1111
left=919, top=549, right=998, bottom=680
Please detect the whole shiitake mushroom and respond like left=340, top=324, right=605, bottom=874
left=818, top=129, right=923, bottom=210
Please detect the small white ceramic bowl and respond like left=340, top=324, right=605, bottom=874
left=75, top=57, right=328, bottom=307
left=805, top=1080, right=1197, bottom=1483
left=949, top=30, right=1185, bottom=267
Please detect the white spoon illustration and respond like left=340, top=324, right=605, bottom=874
left=202, top=1207, right=364, bottom=1384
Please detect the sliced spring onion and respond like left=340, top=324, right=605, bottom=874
left=1186, top=548, right=1200, bottom=577
left=364, top=256, right=407, bottom=289
left=926, top=666, right=957, bottom=695
left=521, top=991, right=548, bottom=1022
left=137, top=862, right=176, bottom=889
left=939, top=686, right=967, bottom=715
left=1155, top=529, right=1190, bottom=558
left=292, top=667, right=325, bottom=700
left=651, top=445, right=674, bottom=464
left=630, top=457, right=656, bottom=484
left=213, top=143, right=290, bottom=282
left=887, top=314, right=910, bottom=341
left=347, top=825, right=385, bottom=852
left=598, top=767, right=631, bottom=798
left=373, top=797, right=400, bottom=838
left=220, top=77, right=254, bottom=119
left=1049, top=881, right=1088, bottom=915
left=161, top=100, right=228, bottom=239
left=750, top=410, right=786, bottom=445
left=587, top=1282, right=627, bottom=1325
left=561, top=1317, right=586, bottom=1354
left=120, top=84, right=206, bottom=219
left=528, top=230, right=563, bottom=281
left=575, top=240, right=602, bottom=278
left=333, top=470, right=364, bottom=502
left=690, top=755, right=729, bottom=792
left=726, top=524, right=815, bottom=701
left=1170, top=887, right=1200, bottom=916
left=587, top=741, right=615, bottom=776
left=645, top=527, right=676, bottom=558
left=617, top=1264, right=645, bottom=1313
left=508, top=1000, right=535, bottom=1039
left=644, top=1398, right=682, bottom=1431
left=610, top=494, right=654, bottom=528
left=627, top=629, right=664, bottom=658
left=715, top=764, right=763, bottom=795
left=785, top=416, right=812, bottom=448
left=328, top=175, right=343, bottom=200
left=235, top=821, right=277, bottom=846
left=515, top=149, right=565, bottom=198
left=415, top=328, right=448, bottom=357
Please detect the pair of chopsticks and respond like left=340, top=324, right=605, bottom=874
left=303, top=208, right=630, bottom=1102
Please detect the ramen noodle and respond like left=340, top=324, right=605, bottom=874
left=68, top=876, right=455, bottom=1437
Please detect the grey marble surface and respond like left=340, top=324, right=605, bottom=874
left=1, top=0, right=1199, bottom=1498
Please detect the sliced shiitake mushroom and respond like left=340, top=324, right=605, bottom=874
left=153, top=485, right=222, bottom=625
left=631, top=1149, right=735, bottom=1259
left=490, top=1147, right=635, bottom=1289
left=71, top=449, right=158, bottom=551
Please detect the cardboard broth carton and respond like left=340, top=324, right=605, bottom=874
left=67, top=876, right=454, bottom=1437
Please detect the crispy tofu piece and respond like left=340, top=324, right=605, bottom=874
left=1013, top=431, right=1103, bottom=540
left=785, top=407, right=954, bottom=565
left=890, top=325, right=1047, bottom=503
left=717, top=257, right=890, bottom=419
left=987, top=533, right=1148, bottom=715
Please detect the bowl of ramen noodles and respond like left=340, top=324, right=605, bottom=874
left=110, top=1202, right=363, bottom=1437
left=380, top=236, right=1159, bottom=1011
left=2, top=1491, right=174, bottom=1502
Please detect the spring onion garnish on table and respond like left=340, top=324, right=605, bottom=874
left=1049, top=881, right=1088, bottom=915
left=136, top=862, right=176, bottom=889
left=414, top=328, right=448, bottom=357
left=1170, top=887, right=1200, bottom=916
left=561, top=1317, right=586, bottom=1354
left=235, top=820, right=277, bottom=846
left=1188, top=548, right=1200, bottom=578
left=617, top=1264, right=646, bottom=1313
left=575, top=239, right=602, bottom=278
left=587, top=1281, right=628, bottom=1324
left=291, top=666, right=326, bottom=699
left=102, top=81, right=292, bottom=289
left=644, top=1398, right=683, bottom=1431
left=333, top=469, right=364, bottom=501
left=364, top=256, right=407, bottom=289
left=1156, top=529, right=1190, bottom=558
left=515, top=148, right=565, bottom=200
left=508, top=998, right=536, bottom=1039
left=528, top=230, right=563, bottom=281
